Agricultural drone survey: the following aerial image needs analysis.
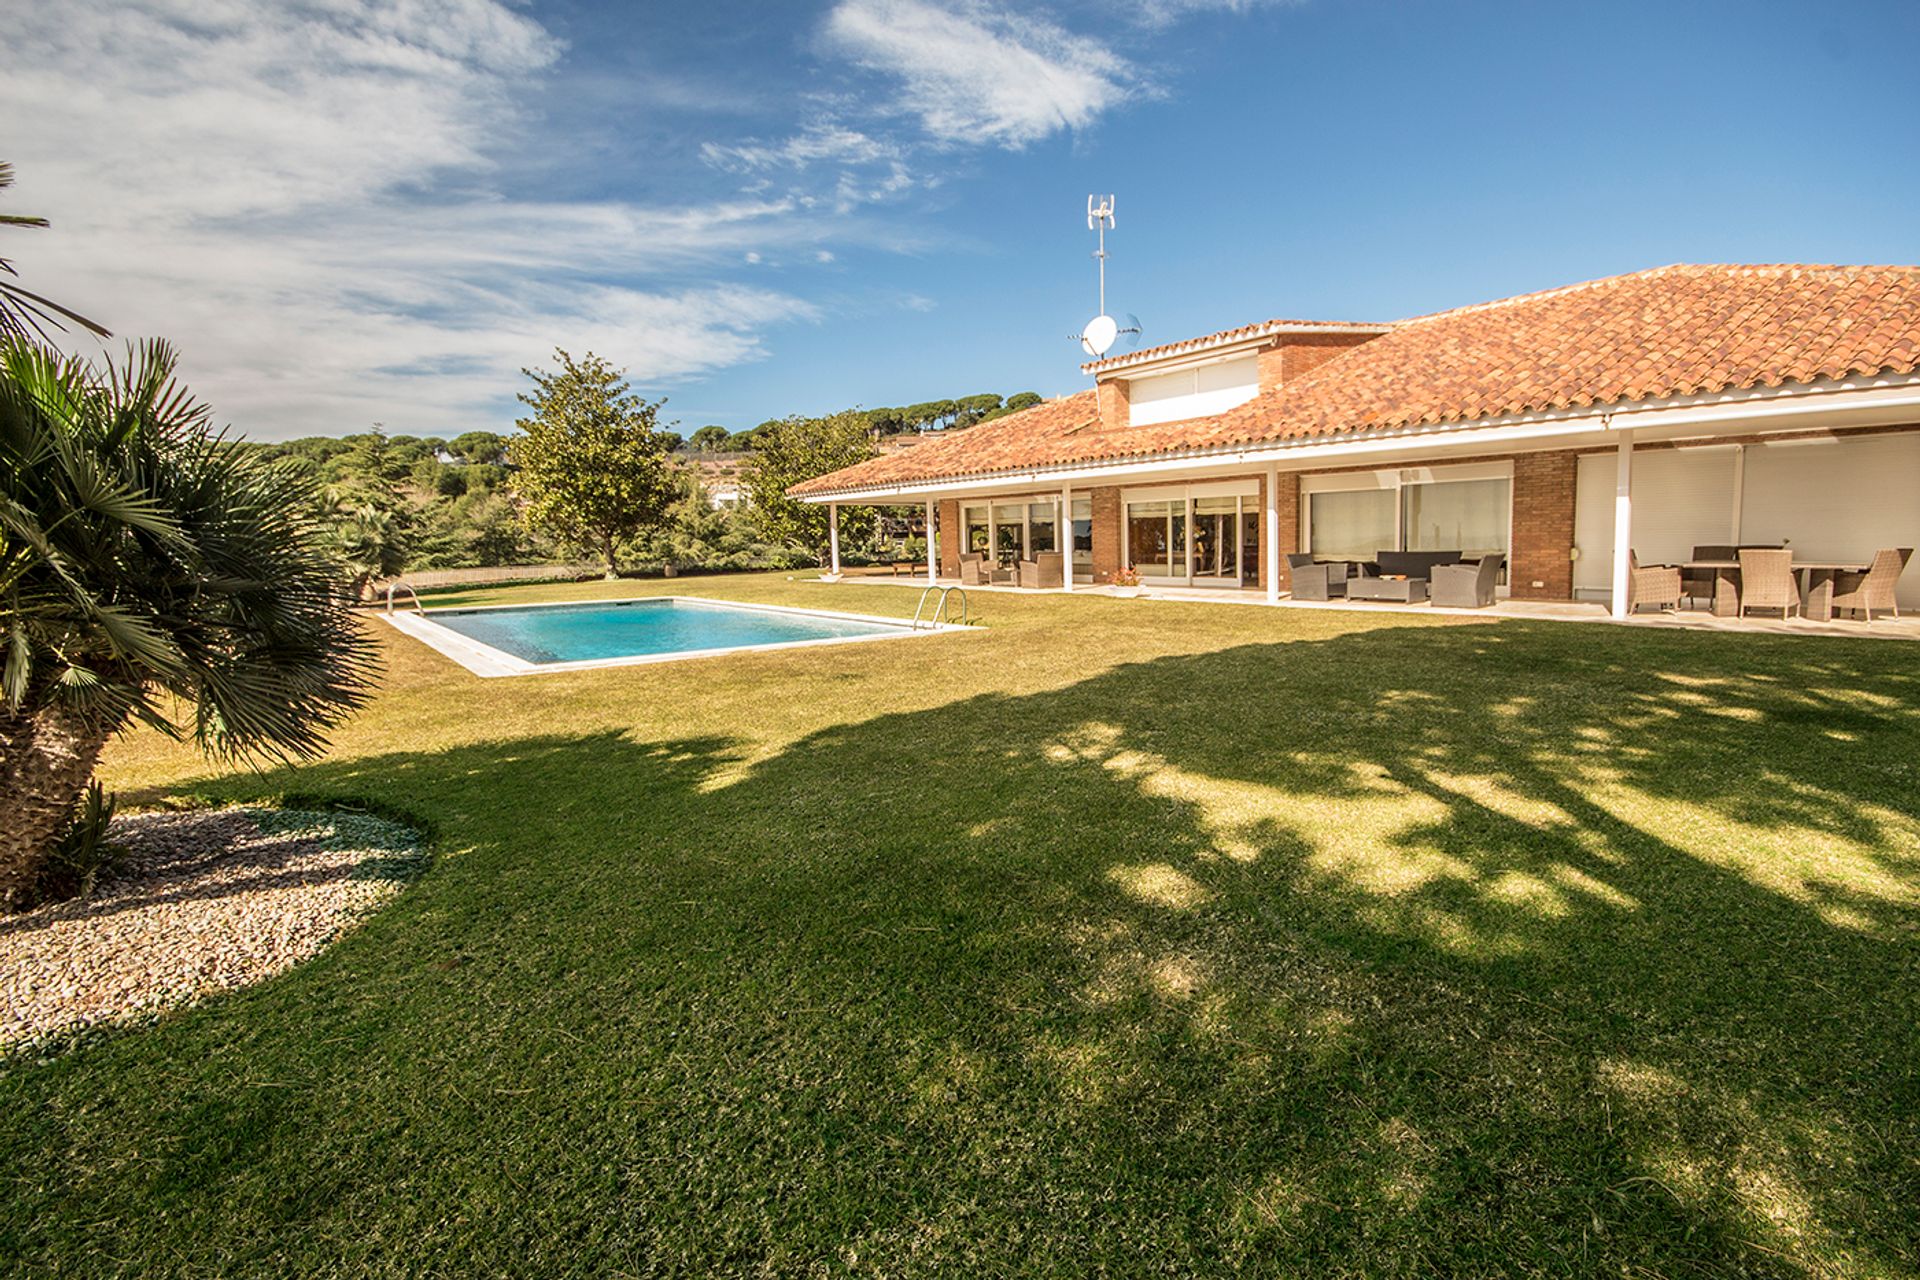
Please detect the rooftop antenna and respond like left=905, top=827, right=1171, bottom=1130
left=1073, top=195, right=1141, bottom=359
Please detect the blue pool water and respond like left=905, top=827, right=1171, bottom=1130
left=425, top=598, right=913, bottom=665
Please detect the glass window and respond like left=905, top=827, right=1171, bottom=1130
left=1071, top=498, right=1093, bottom=566
left=964, top=505, right=989, bottom=555
left=1308, top=488, right=1397, bottom=561
left=1027, top=502, right=1058, bottom=554
left=1403, top=478, right=1509, bottom=560
left=993, top=503, right=1025, bottom=564
left=1193, top=496, right=1237, bottom=578
left=1241, top=503, right=1261, bottom=584
left=1127, top=500, right=1172, bottom=576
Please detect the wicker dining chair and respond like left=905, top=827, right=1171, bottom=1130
left=1683, top=544, right=1735, bottom=609
left=1830, top=547, right=1913, bottom=622
left=1627, top=551, right=1682, bottom=613
left=1737, top=548, right=1800, bottom=619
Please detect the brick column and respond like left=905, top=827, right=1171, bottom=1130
left=1088, top=486, right=1123, bottom=582
left=937, top=499, right=961, bottom=578
left=1265, top=471, right=1299, bottom=592
left=1510, top=451, right=1577, bottom=600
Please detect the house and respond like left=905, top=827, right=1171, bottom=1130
left=789, top=265, right=1920, bottom=617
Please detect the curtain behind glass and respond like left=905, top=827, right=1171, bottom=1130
left=1403, top=479, right=1509, bottom=558
left=1308, top=490, right=1396, bottom=560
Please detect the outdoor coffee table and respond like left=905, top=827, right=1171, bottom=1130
left=1347, top=575, right=1428, bottom=604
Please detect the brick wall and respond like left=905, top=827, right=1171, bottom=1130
left=936, top=499, right=961, bottom=577
left=1509, top=451, right=1577, bottom=600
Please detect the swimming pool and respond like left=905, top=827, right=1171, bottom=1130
left=383, top=596, right=959, bottom=676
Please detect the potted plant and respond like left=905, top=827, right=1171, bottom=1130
left=1110, top=566, right=1143, bottom=598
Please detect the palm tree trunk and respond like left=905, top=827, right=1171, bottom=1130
left=0, top=699, right=115, bottom=907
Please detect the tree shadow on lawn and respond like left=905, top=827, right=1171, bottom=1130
left=6, top=622, right=1918, bottom=1277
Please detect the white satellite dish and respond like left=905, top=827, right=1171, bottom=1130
left=1080, top=313, right=1119, bottom=358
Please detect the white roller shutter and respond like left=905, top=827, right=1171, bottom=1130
left=1740, top=432, right=1920, bottom=608
left=1572, top=446, right=1740, bottom=598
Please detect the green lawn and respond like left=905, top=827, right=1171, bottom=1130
left=5, top=573, right=1918, bottom=1277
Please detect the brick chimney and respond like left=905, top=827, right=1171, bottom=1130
left=1256, top=332, right=1381, bottom=390
left=1095, top=377, right=1130, bottom=430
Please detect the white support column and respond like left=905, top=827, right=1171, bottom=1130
left=926, top=499, right=937, bottom=586
left=828, top=503, right=841, bottom=579
left=1264, top=462, right=1281, bottom=605
left=1609, top=430, right=1633, bottom=619
left=1060, top=484, right=1074, bottom=592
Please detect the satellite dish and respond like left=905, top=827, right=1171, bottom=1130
left=1080, top=313, right=1119, bottom=358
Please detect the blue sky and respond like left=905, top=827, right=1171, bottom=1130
left=4, top=0, right=1916, bottom=441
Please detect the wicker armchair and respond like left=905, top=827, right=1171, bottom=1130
left=1626, top=551, right=1682, bottom=613
left=1286, top=553, right=1348, bottom=601
left=958, top=553, right=990, bottom=586
left=1431, top=554, right=1504, bottom=608
left=1736, top=548, right=1799, bottom=619
left=1016, top=551, right=1064, bottom=589
left=1831, top=547, right=1912, bottom=622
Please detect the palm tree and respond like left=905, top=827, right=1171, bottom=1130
left=0, top=339, right=378, bottom=905
left=0, top=161, right=109, bottom=344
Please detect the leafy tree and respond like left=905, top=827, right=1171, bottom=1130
left=0, top=340, right=377, bottom=904
left=0, top=161, right=109, bottom=345
left=509, top=349, right=676, bottom=578
left=448, top=430, right=511, bottom=466
left=953, top=393, right=1003, bottom=428
left=688, top=425, right=732, bottom=452
left=1004, top=391, right=1043, bottom=413
left=743, top=410, right=877, bottom=566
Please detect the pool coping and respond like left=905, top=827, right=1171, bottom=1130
left=380, top=594, right=974, bottom=677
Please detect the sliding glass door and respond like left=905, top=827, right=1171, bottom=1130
left=1123, top=483, right=1258, bottom=586
left=961, top=497, right=1082, bottom=576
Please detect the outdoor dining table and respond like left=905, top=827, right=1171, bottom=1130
left=1679, top=558, right=1870, bottom=621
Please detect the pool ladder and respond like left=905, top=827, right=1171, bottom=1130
left=911, top=585, right=969, bottom=630
left=384, top=581, right=424, bottom=613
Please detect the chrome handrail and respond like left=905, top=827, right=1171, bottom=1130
left=911, top=585, right=969, bottom=630
left=385, top=581, right=424, bottom=613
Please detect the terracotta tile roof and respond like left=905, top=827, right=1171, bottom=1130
left=1080, top=317, right=1390, bottom=375
left=790, top=264, right=1920, bottom=498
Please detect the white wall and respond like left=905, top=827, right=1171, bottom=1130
left=1573, top=432, right=1920, bottom=606
left=1127, top=355, right=1260, bottom=428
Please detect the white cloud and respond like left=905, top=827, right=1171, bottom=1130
left=1132, top=0, right=1303, bottom=25
left=0, top=0, right=827, bottom=438
left=822, top=0, right=1136, bottom=147
left=701, top=124, right=902, bottom=173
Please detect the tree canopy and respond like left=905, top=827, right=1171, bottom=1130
left=509, top=349, right=677, bottom=578
left=742, top=410, right=878, bottom=566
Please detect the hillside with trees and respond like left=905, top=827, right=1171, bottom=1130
left=245, top=385, right=1043, bottom=585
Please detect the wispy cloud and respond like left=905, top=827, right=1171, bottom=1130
left=821, top=0, right=1139, bottom=147
left=0, top=0, right=827, bottom=438
left=1131, top=0, right=1305, bottom=27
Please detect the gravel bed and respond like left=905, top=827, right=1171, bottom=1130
left=1, top=807, right=423, bottom=1054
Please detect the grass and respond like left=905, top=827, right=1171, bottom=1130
left=3, top=572, right=1917, bottom=1277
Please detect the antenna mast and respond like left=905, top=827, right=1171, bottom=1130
left=1071, top=194, right=1138, bottom=360
left=1087, top=194, right=1115, bottom=315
